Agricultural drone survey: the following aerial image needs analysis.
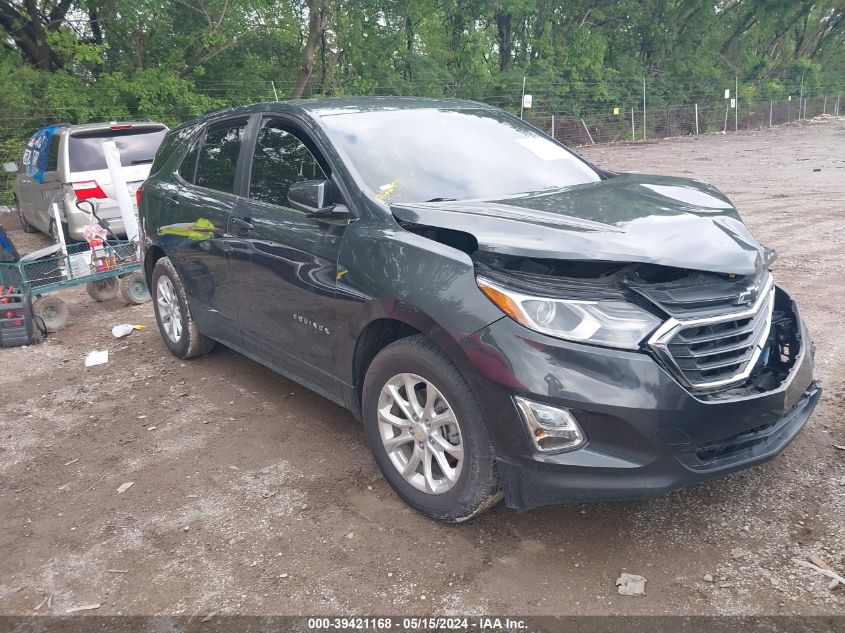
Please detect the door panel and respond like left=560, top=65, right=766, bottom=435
left=158, top=119, right=248, bottom=342
left=233, top=118, right=348, bottom=395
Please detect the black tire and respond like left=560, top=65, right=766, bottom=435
left=16, top=196, right=36, bottom=233
left=120, top=272, right=151, bottom=304
left=151, top=256, right=215, bottom=359
left=86, top=277, right=120, bottom=302
left=33, top=296, right=70, bottom=332
left=362, top=334, right=501, bottom=523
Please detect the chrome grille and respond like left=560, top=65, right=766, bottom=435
left=648, top=277, right=775, bottom=390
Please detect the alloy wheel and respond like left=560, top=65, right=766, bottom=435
left=156, top=276, right=182, bottom=342
left=377, top=373, right=464, bottom=495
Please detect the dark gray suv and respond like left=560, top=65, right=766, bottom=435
left=138, top=97, right=819, bottom=522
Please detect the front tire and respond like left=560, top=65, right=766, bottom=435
left=151, top=257, right=214, bottom=359
left=362, top=335, right=501, bottom=522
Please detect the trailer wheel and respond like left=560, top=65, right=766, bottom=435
left=33, top=296, right=70, bottom=332
left=86, top=277, right=119, bottom=302
left=120, top=272, right=150, bottom=304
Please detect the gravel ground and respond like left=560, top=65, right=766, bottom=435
left=0, top=118, right=843, bottom=617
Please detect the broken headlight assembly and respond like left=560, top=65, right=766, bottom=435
left=477, top=277, right=662, bottom=350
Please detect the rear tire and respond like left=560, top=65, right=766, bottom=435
left=86, top=277, right=120, bottom=302
left=48, top=218, right=75, bottom=244
left=33, top=296, right=69, bottom=332
left=151, top=257, right=215, bottom=359
left=120, top=272, right=150, bottom=304
left=16, top=197, right=36, bottom=233
left=362, top=335, right=501, bottom=523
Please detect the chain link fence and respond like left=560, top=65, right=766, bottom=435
left=1, top=85, right=842, bottom=209
left=522, top=95, right=840, bottom=146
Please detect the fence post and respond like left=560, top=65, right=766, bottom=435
left=799, top=75, right=804, bottom=120
left=694, top=103, right=699, bottom=135
left=837, top=95, right=841, bottom=117
left=520, top=76, right=526, bottom=119
left=769, top=101, right=773, bottom=127
left=723, top=100, right=729, bottom=133
left=581, top=119, right=595, bottom=145
left=823, top=96, right=827, bottom=115
left=631, top=107, right=635, bottom=142
left=735, top=77, right=738, bottom=132
left=643, top=76, right=647, bottom=142
left=551, top=113, right=555, bottom=140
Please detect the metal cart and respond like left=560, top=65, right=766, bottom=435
left=0, top=240, right=149, bottom=333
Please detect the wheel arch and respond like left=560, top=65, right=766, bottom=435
left=143, top=244, right=166, bottom=286
left=349, top=309, right=481, bottom=419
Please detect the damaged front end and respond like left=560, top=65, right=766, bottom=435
left=470, top=250, right=804, bottom=399
left=391, top=170, right=807, bottom=400
left=389, top=174, right=819, bottom=508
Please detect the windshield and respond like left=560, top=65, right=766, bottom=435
left=68, top=126, right=167, bottom=172
left=320, top=107, right=600, bottom=204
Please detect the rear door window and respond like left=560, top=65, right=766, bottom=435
left=68, top=126, right=167, bottom=172
left=195, top=120, right=247, bottom=194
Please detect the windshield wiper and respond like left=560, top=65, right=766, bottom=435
left=131, top=159, right=154, bottom=165
left=423, top=197, right=458, bottom=202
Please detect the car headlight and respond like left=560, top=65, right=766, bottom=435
left=477, top=277, right=661, bottom=350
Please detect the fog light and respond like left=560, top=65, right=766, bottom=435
left=514, top=396, right=585, bottom=453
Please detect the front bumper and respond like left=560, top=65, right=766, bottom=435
left=459, top=291, right=819, bottom=510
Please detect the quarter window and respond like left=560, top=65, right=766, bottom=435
left=249, top=120, right=327, bottom=207
left=46, top=135, right=60, bottom=172
left=195, top=120, right=247, bottom=193
left=178, top=138, right=200, bottom=184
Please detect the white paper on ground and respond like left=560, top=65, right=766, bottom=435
left=112, top=324, right=134, bottom=338
left=84, top=350, right=109, bottom=366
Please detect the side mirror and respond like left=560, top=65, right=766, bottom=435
left=288, top=179, right=354, bottom=221
left=3, top=162, right=17, bottom=173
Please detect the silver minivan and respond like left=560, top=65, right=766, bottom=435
left=10, top=121, right=167, bottom=241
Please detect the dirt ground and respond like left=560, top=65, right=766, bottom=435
left=1, top=119, right=843, bottom=618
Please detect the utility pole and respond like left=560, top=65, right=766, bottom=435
left=735, top=77, right=738, bottom=132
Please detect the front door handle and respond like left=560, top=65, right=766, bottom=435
left=232, top=217, right=254, bottom=232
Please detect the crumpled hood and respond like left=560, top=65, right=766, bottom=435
left=390, top=173, right=767, bottom=275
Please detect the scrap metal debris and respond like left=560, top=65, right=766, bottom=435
left=616, top=573, right=647, bottom=596
left=793, top=558, right=845, bottom=590
left=66, top=603, right=101, bottom=614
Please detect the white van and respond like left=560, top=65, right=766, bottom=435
left=10, top=122, right=167, bottom=241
